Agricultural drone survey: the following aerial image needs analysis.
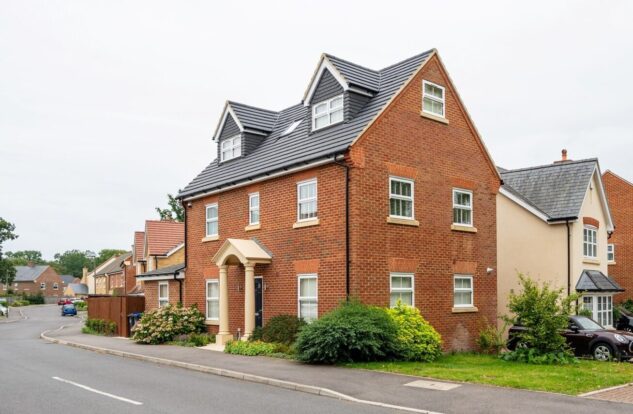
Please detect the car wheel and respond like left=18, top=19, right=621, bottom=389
left=624, top=327, right=633, bottom=333
left=592, top=343, right=614, bottom=361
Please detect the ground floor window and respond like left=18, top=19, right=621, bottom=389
left=390, top=273, right=414, bottom=307
left=583, top=295, right=613, bottom=327
left=453, top=275, right=473, bottom=307
left=158, top=282, right=169, bottom=307
left=206, top=280, right=219, bottom=320
left=298, top=274, right=318, bottom=322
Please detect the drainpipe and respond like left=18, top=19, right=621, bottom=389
left=333, top=154, right=350, bottom=301
left=174, top=271, right=183, bottom=304
left=566, top=220, right=571, bottom=296
left=183, top=200, right=187, bottom=304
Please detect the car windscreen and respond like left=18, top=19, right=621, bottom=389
left=574, top=316, right=603, bottom=331
left=62, top=305, right=75, bottom=310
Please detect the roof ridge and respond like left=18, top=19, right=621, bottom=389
left=228, top=100, right=279, bottom=114
left=379, top=49, right=435, bottom=72
left=501, top=158, right=598, bottom=174
left=324, top=53, right=380, bottom=74
left=604, top=169, right=633, bottom=188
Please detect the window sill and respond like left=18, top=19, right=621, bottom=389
left=608, top=261, right=616, bottom=265
left=387, top=217, right=419, bottom=227
left=201, top=235, right=219, bottom=243
left=205, top=319, right=220, bottom=326
left=245, top=223, right=261, bottom=232
left=451, top=224, right=477, bottom=233
left=452, top=306, right=478, bottom=313
left=583, top=258, right=601, bottom=265
left=420, top=111, right=449, bottom=124
left=293, top=219, right=320, bottom=229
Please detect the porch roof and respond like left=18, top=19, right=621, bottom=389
left=212, top=238, right=272, bottom=266
left=575, top=270, right=624, bottom=293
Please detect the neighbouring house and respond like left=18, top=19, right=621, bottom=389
left=135, top=220, right=185, bottom=307
left=178, top=49, right=500, bottom=350
left=13, top=263, right=64, bottom=299
left=60, top=274, right=80, bottom=294
left=132, top=231, right=146, bottom=275
left=498, top=151, right=621, bottom=327
left=82, top=256, right=118, bottom=295
left=93, top=252, right=134, bottom=295
left=64, top=283, right=89, bottom=298
left=603, top=170, right=633, bottom=302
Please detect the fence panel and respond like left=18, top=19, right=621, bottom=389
left=87, top=295, right=145, bottom=337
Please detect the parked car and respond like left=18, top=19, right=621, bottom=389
left=616, top=307, right=633, bottom=332
left=0, top=304, right=7, bottom=317
left=71, top=299, right=84, bottom=305
left=508, top=315, right=633, bottom=361
left=61, top=304, right=77, bottom=317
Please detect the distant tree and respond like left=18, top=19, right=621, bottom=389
left=156, top=193, right=184, bottom=222
left=53, top=250, right=92, bottom=278
left=5, top=250, right=46, bottom=266
left=96, top=249, right=128, bottom=267
left=0, top=218, right=18, bottom=287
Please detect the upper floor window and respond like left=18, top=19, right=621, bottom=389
left=390, top=273, right=414, bottom=307
left=53, top=283, right=58, bottom=290
left=249, top=193, right=260, bottom=225
left=297, top=179, right=317, bottom=221
left=312, top=95, right=343, bottom=131
left=389, top=177, right=414, bottom=219
left=607, top=244, right=615, bottom=263
left=220, top=135, right=241, bottom=162
left=206, top=203, right=218, bottom=237
left=40, top=282, right=46, bottom=290
left=422, top=80, right=445, bottom=118
left=453, top=189, right=473, bottom=226
left=583, top=226, right=597, bottom=258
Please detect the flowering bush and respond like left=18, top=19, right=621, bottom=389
left=132, top=304, right=205, bottom=344
left=388, top=301, right=442, bottom=362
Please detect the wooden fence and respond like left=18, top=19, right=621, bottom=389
left=87, top=295, right=145, bottom=337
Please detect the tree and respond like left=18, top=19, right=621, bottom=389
left=156, top=193, right=184, bottom=222
left=96, top=249, right=128, bottom=267
left=53, top=250, right=92, bottom=278
left=5, top=250, right=46, bottom=266
left=0, top=218, right=18, bottom=287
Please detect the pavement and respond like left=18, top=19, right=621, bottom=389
left=0, top=306, right=25, bottom=323
left=38, top=306, right=633, bottom=414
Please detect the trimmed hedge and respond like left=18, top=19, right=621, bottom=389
left=84, top=318, right=117, bottom=336
left=388, top=301, right=442, bottom=362
left=225, top=340, right=279, bottom=356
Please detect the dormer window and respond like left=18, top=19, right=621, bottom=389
left=422, top=80, right=445, bottom=118
left=312, top=95, right=343, bottom=131
left=220, top=135, right=241, bottom=162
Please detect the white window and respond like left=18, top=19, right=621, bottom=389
left=206, top=280, right=219, bottom=320
left=607, top=244, right=615, bottom=263
left=53, top=283, right=58, bottom=290
left=298, top=274, right=318, bottom=322
left=583, top=295, right=613, bottom=327
left=249, top=193, right=260, bottom=225
left=583, top=226, right=598, bottom=258
left=312, top=95, right=344, bottom=130
left=40, top=282, right=46, bottom=290
left=220, top=135, right=242, bottom=162
left=390, top=273, right=414, bottom=307
left=389, top=177, right=414, bottom=219
left=454, top=275, right=474, bottom=307
left=453, top=189, right=473, bottom=226
left=422, top=80, right=445, bottom=117
left=158, top=282, right=169, bottom=307
left=297, top=179, right=318, bottom=221
left=206, top=204, right=218, bottom=237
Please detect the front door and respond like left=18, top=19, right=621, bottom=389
left=255, top=277, right=263, bottom=328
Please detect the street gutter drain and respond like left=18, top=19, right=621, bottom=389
left=404, top=380, right=461, bottom=391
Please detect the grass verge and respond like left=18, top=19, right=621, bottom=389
left=347, top=353, right=633, bottom=395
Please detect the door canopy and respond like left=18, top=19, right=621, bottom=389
left=212, top=238, right=272, bottom=267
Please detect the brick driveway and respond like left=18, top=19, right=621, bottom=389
left=585, top=384, right=633, bottom=404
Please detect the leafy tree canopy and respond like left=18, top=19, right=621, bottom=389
left=5, top=250, right=46, bottom=266
left=156, top=193, right=184, bottom=222
left=53, top=250, right=93, bottom=278
left=0, top=218, right=18, bottom=286
left=96, top=249, right=128, bottom=267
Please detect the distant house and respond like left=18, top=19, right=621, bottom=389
left=498, top=152, right=620, bottom=327
left=82, top=256, right=118, bottom=295
left=93, top=252, right=134, bottom=295
left=13, top=263, right=64, bottom=298
left=59, top=274, right=80, bottom=292
left=64, top=283, right=89, bottom=298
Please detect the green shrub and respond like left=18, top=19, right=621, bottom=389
left=84, top=318, right=117, bottom=336
left=171, top=333, right=216, bottom=347
left=261, top=315, right=306, bottom=345
left=295, top=300, right=399, bottom=364
left=249, top=326, right=263, bottom=341
left=131, top=304, right=205, bottom=344
left=477, top=318, right=508, bottom=355
left=225, top=340, right=278, bottom=356
left=621, top=299, right=633, bottom=313
left=10, top=300, right=29, bottom=307
left=388, top=301, right=442, bottom=362
left=22, top=293, right=44, bottom=305
left=75, top=302, right=87, bottom=311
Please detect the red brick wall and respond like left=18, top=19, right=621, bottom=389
left=14, top=266, right=64, bottom=298
left=144, top=280, right=182, bottom=311
left=124, top=265, right=137, bottom=294
left=603, top=171, right=633, bottom=302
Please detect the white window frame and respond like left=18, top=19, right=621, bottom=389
left=389, top=273, right=415, bottom=308
left=607, top=244, right=615, bottom=263
left=206, top=280, right=219, bottom=320
left=583, top=295, right=613, bottom=327
left=158, top=282, right=169, bottom=308
left=453, top=275, right=474, bottom=307
left=298, top=274, right=318, bottom=322
left=249, top=192, right=260, bottom=225
left=312, top=95, right=344, bottom=131
left=583, top=226, right=598, bottom=258
left=297, top=179, right=318, bottom=222
left=53, top=282, right=58, bottom=290
left=422, top=80, right=446, bottom=118
left=452, top=189, right=473, bottom=226
left=389, top=177, right=415, bottom=219
left=220, top=135, right=242, bottom=162
left=40, top=282, right=46, bottom=290
left=205, top=203, right=218, bottom=237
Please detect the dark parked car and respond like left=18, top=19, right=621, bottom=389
left=61, top=304, right=77, bottom=317
left=616, top=307, right=633, bottom=332
left=508, top=315, right=633, bottom=361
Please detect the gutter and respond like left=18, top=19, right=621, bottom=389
left=333, top=154, right=350, bottom=301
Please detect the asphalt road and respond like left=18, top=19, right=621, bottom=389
left=0, top=305, right=399, bottom=414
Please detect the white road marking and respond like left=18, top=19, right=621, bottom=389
left=52, top=377, right=143, bottom=405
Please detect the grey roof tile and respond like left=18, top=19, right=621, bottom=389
left=500, top=159, right=597, bottom=220
left=136, top=262, right=185, bottom=278
left=229, top=101, right=278, bottom=132
left=180, top=50, right=434, bottom=198
left=325, top=54, right=381, bottom=91
left=14, top=265, right=49, bottom=282
left=67, top=283, right=89, bottom=294
left=95, top=252, right=132, bottom=276
left=575, top=270, right=624, bottom=292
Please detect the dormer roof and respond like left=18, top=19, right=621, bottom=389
left=212, top=101, right=279, bottom=141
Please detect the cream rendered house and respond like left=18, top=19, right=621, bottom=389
left=498, top=153, right=622, bottom=327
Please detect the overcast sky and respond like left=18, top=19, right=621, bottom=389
left=1, top=1, right=632, bottom=259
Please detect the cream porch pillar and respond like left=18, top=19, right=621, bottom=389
left=243, top=262, right=255, bottom=340
left=216, top=265, right=232, bottom=345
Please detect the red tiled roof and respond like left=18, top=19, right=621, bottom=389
left=145, top=220, right=184, bottom=256
left=133, top=231, right=145, bottom=263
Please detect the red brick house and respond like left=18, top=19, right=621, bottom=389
left=93, top=252, right=134, bottom=295
left=178, top=50, right=500, bottom=350
left=11, top=263, right=64, bottom=298
left=603, top=170, right=633, bottom=302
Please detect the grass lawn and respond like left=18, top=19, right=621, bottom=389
left=348, top=353, right=633, bottom=395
